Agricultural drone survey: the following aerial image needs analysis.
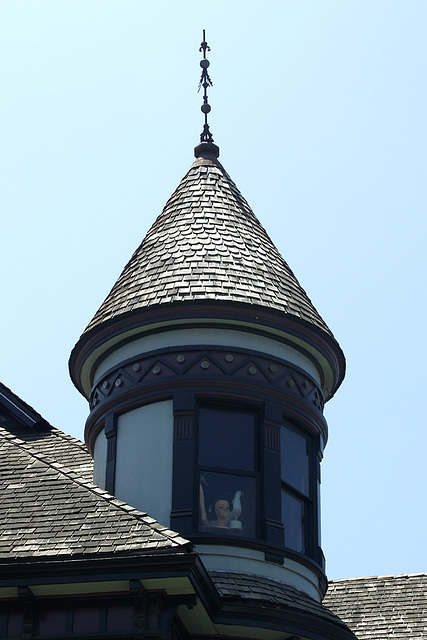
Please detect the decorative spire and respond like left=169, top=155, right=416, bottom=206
left=198, top=30, right=213, bottom=143
left=195, top=30, right=220, bottom=159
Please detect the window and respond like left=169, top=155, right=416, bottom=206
left=172, top=394, right=322, bottom=564
left=280, top=423, right=314, bottom=555
left=198, top=406, right=258, bottom=538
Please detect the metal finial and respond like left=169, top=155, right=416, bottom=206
left=198, top=29, right=214, bottom=144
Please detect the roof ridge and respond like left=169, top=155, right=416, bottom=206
left=47, top=424, right=91, bottom=452
left=210, top=568, right=314, bottom=590
left=0, top=425, right=189, bottom=548
left=329, top=573, right=427, bottom=583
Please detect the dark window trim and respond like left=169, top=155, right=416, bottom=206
left=280, top=419, right=320, bottom=560
left=170, top=392, right=323, bottom=567
left=196, top=402, right=261, bottom=540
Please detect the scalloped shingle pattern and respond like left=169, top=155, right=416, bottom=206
left=324, top=574, right=427, bottom=639
left=0, top=421, right=188, bottom=559
left=84, top=157, right=331, bottom=335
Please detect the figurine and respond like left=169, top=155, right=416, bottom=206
left=199, top=484, right=243, bottom=530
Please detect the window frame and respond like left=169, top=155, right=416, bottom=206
left=280, top=419, right=318, bottom=559
left=196, top=402, right=261, bottom=540
left=171, top=391, right=323, bottom=567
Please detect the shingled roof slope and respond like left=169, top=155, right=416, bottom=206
left=84, top=156, right=332, bottom=336
left=0, top=422, right=189, bottom=560
left=211, top=572, right=357, bottom=638
left=0, top=380, right=93, bottom=483
left=324, top=574, right=427, bottom=639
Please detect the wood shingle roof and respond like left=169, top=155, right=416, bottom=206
left=211, top=571, right=355, bottom=636
left=2, top=383, right=425, bottom=638
left=83, top=156, right=332, bottom=337
left=324, top=574, right=427, bottom=639
left=0, top=394, right=189, bottom=561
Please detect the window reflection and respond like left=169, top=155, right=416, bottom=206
left=281, top=490, right=305, bottom=553
left=199, top=408, right=255, bottom=470
left=281, top=425, right=309, bottom=496
left=281, top=423, right=313, bottom=555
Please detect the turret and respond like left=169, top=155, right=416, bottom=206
left=69, top=33, right=345, bottom=604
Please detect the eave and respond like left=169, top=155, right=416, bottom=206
left=70, top=300, right=345, bottom=403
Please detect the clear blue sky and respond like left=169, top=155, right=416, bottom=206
left=1, top=1, right=426, bottom=581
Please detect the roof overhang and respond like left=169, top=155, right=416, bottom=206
left=70, top=301, right=345, bottom=403
left=0, top=551, right=356, bottom=640
left=0, top=382, right=50, bottom=429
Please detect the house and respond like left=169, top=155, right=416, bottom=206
left=1, top=382, right=426, bottom=639
left=1, top=33, right=425, bottom=640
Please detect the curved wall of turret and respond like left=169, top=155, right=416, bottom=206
left=71, top=300, right=343, bottom=602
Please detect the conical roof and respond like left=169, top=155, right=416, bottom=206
left=83, top=154, right=332, bottom=337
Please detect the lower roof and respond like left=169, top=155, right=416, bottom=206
left=2, top=381, right=425, bottom=639
left=0, top=381, right=189, bottom=561
left=324, top=574, right=427, bottom=640
left=211, top=571, right=355, bottom=637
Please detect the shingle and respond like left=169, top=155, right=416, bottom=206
left=324, top=574, right=427, bottom=639
left=83, top=156, right=332, bottom=337
left=210, top=571, right=355, bottom=635
left=0, top=420, right=190, bottom=561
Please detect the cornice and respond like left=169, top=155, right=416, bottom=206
left=84, top=345, right=328, bottom=452
left=70, top=301, right=345, bottom=402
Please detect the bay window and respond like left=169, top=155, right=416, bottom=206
left=172, top=393, right=322, bottom=566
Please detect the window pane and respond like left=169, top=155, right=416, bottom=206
left=282, top=489, right=304, bottom=553
left=199, top=471, right=256, bottom=538
left=199, top=408, right=255, bottom=470
left=281, top=425, right=309, bottom=496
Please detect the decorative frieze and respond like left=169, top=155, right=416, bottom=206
left=89, top=347, right=324, bottom=415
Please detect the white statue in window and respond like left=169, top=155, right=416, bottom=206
left=199, top=485, right=243, bottom=530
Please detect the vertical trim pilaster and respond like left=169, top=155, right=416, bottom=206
left=263, top=401, right=284, bottom=557
left=171, top=392, right=196, bottom=534
left=104, top=413, right=117, bottom=495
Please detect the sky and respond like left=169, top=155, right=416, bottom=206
left=1, top=1, right=426, bottom=581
